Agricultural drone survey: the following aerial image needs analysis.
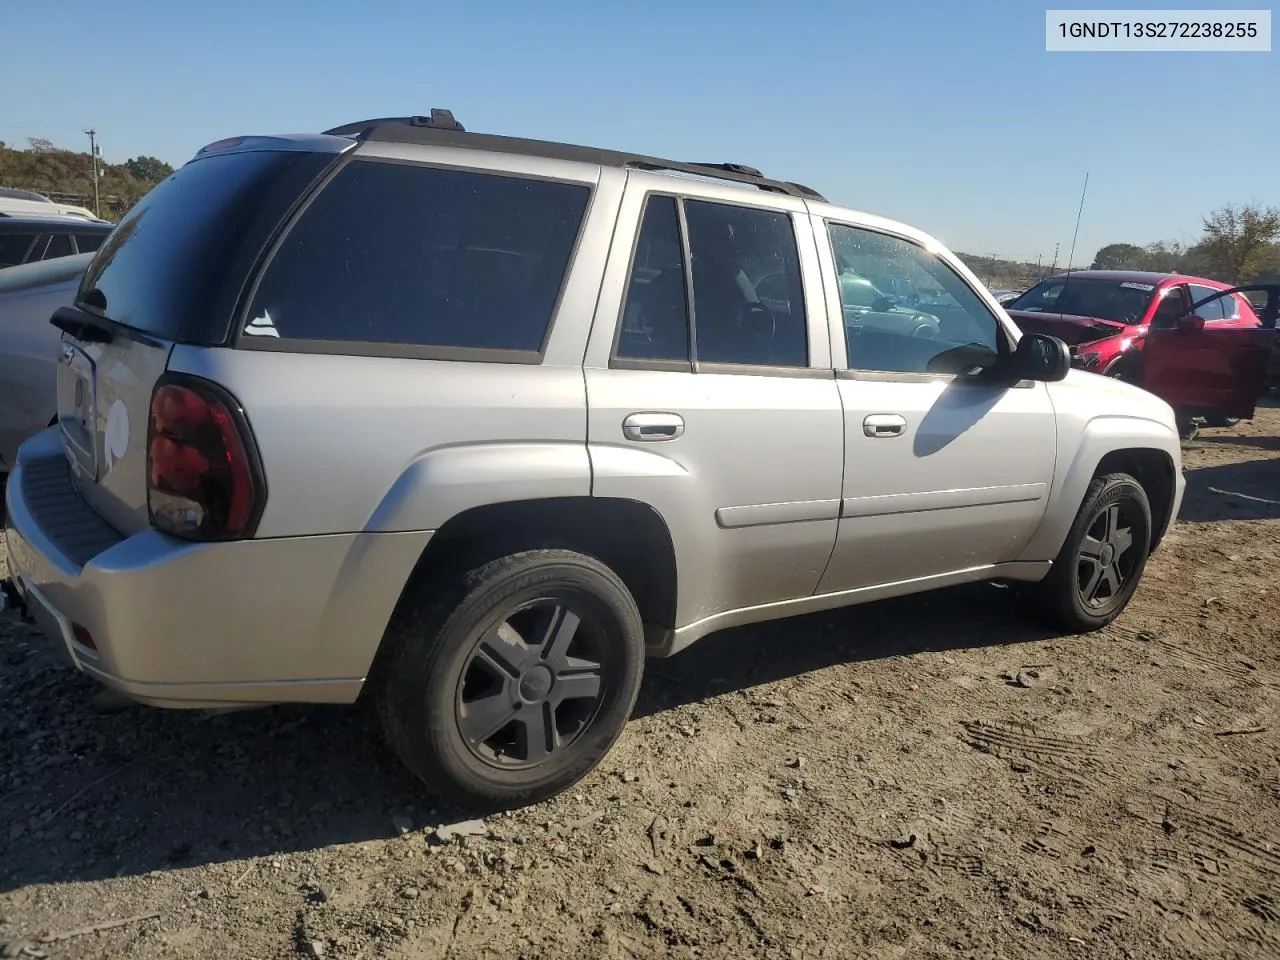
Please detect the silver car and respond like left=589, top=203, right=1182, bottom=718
left=3, top=110, right=1185, bottom=807
left=0, top=253, right=92, bottom=472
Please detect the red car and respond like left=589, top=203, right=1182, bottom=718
left=1006, top=271, right=1278, bottom=432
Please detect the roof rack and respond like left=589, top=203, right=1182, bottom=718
left=322, top=110, right=825, bottom=201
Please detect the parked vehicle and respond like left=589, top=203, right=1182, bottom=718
left=0, top=188, right=105, bottom=223
left=1004, top=270, right=1272, bottom=430
left=0, top=253, right=91, bottom=473
left=3, top=110, right=1186, bottom=808
left=0, top=216, right=113, bottom=269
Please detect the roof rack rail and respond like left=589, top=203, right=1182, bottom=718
left=321, top=112, right=825, bottom=201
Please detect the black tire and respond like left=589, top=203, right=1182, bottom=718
left=1025, top=472, right=1152, bottom=633
left=1203, top=414, right=1239, bottom=428
left=374, top=549, right=645, bottom=810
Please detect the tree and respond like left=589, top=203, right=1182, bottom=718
left=1091, top=243, right=1146, bottom=270
left=1199, top=203, right=1280, bottom=283
left=26, top=137, right=55, bottom=152
left=124, top=155, right=174, bottom=183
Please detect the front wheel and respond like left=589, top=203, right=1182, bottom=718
left=374, top=549, right=646, bottom=809
left=1024, top=473, right=1152, bottom=632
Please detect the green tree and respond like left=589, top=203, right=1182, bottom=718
left=1091, top=243, right=1146, bottom=270
left=124, top=155, right=174, bottom=182
left=1198, top=203, right=1280, bottom=283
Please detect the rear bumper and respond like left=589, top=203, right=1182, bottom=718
left=4, top=430, right=431, bottom=708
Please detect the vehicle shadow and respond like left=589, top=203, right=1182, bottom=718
left=1194, top=434, right=1280, bottom=454
left=1178, top=457, right=1280, bottom=523
left=0, top=581, right=1046, bottom=892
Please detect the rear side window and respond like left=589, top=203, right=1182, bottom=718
left=0, top=233, right=38, bottom=267
left=244, top=159, right=592, bottom=355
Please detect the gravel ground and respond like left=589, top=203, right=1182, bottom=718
left=1, top=403, right=1278, bottom=960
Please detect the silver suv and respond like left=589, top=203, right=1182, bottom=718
left=2, top=110, right=1185, bottom=808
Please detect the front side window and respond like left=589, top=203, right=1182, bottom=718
left=828, top=223, right=1003, bottom=375
left=247, top=159, right=592, bottom=353
left=615, top=196, right=808, bottom=368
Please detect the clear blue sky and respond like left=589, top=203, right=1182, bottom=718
left=4, top=0, right=1275, bottom=264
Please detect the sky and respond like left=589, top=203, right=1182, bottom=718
left=3, top=0, right=1275, bottom=264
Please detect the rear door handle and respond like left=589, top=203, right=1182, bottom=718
left=863, top=413, right=907, bottom=438
left=623, top=412, right=685, bottom=442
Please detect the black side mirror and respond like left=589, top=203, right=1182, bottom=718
left=1013, top=333, right=1070, bottom=382
left=872, top=296, right=895, bottom=312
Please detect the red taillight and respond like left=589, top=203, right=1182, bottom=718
left=146, top=378, right=263, bottom=540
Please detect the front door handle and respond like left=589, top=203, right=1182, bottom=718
left=863, top=413, right=907, bottom=438
left=623, top=412, right=685, bottom=442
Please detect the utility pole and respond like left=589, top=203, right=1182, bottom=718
left=84, top=128, right=100, bottom=218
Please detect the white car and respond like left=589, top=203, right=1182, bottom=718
left=0, top=188, right=107, bottom=223
left=0, top=253, right=91, bottom=472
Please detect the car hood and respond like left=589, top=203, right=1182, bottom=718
left=1006, top=310, right=1129, bottom=347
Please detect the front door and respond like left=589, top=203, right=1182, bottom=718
left=813, top=217, right=1058, bottom=592
left=1144, top=284, right=1280, bottom=421
left=583, top=176, right=845, bottom=630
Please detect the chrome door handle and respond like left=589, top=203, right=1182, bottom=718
left=863, top=414, right=907, bottom=438
left=623, top=412, right=685, bottom=442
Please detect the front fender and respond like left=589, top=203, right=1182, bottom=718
left=1015, top=413, right=1182, bottom=563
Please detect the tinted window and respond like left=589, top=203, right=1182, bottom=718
left=829, top=223, right=1002, bottom=375
left=617, top=196, right=690, bottom=362
left=246, top=160, right=590, bottom=353
left=0, top=232, right=39, bottom=267
left=74, top=232, right=107, bottom=254
left=79, top=149, right=332, bottom=340
left=684, top=200, right=807, bottom=366
left=42, top=233, right=74, bottom=260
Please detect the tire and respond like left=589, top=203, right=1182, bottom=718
left=1203, top=414, right=1239, bottom=428
left=1025, top=473, right=1152, bottom=633
left=374, top=549, right=645, bottom=810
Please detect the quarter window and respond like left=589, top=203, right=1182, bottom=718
left=247, top=160, right=592, bottom=353
left=827, top=223, right=1002, bottom=375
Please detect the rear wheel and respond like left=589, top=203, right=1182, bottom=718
left=1203, top=414, right=1240, bottom=428
left=1025, top=473, right=1152, bottom=632
left=374, top=549, right=645, bottom=809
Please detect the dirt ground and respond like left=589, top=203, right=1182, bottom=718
left=1, top=404, right=1278, bottom=960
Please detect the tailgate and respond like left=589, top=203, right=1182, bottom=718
left=56, top=329, right=172, bottom=536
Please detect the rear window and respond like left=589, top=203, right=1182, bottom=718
left=78, top=149, right=336, bottom=341
left=0, top=232, right=39, bottom=267
left=243, top=159, right=592, bottom=355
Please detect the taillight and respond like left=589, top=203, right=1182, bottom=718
left=146, top=376, right=265, bottom=540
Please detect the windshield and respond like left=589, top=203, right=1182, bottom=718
left=1007, top=277, right=1156, bottom=324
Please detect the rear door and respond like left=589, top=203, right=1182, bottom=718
left=583, top=173, right=844, bottom=629
left=1143, top=284, right=1280, bottom=420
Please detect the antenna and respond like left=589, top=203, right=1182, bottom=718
left=1057, top=173, right=1089, bottom=314
left=1066, top=172, right=1089, bottom=271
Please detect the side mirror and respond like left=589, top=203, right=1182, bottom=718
left=872, top=296, right=895, bottom=312
left=1013, top=333, right=1070, bottom=382
left=1177, top=313, right=1205, bottom=332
